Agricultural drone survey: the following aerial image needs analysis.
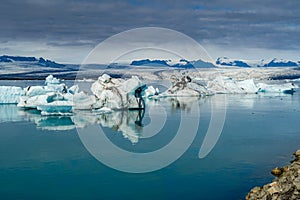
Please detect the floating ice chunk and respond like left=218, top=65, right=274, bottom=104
left=37, top=104, right=73, bottom=116
left=45, top=83, right=66, bottom=93
left=144, top=86, right=159, bottom=98
left=17, top=94, right=50, bottom=109
left=23, top=75, right=66, bottom=98
left=25, top=86, right=48, bottom=97
left=91, top=74, right=145, bottom=109
left=73, top=91, right=96, bottom=110
left=160, top=75, right=209, bottom=97
left=24, top=84, right=66, bottom=97
left=236, top=79, right=258, bottom=93
left=119, top=76, right=143, bottom=94
left=17, top=75, right=84, bottom=113
left=208, top=76, right=242, bottom=94
left=68, top=85, right=79, bottom=95
left=45, top=75, right=60, bottom=85
left=99, top=73, right=111, bottom=83
left=91, top=74, right=112, bottom=98
left=18, top=92, right=68, bottom=109
left=187, top=82, right=210, bottom=94
left=0, top=86, right=25, bottom=104
left=257, top=82, right=298, bottom=94
left=207, top=76, right=257, bottom=94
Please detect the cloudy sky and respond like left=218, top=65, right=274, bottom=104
left=0, top=0, right=299, bottom=63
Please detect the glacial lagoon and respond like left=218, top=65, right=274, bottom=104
left=0, top=80, right=300, bottom=199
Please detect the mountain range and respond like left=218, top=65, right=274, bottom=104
left=0, top=55, right=299, bottom=80
left=0, top=55, right=299, bottom=69
left=0, top=55, right=65, bottom=68
left=216, top=57, right=299, bottom=68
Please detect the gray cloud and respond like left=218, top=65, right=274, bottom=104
left=0, top=0, right=299, bottom=61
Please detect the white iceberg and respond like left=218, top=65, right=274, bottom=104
left=17, top=75, right=80, bottom=113
left=17, top=74, right=148, bottom=113
left=45, top=74, right=60, bottom=85
left=72, top=91, right=97, bottom=110
left=37, top=102, right=73, bottom=116
left=91, top=74, right=146, bottom=110
left=144, top=85, right=159, bottom=99
left=257, top=82, right=298, bottom=94
left=18, top=94, right=50, bottom=109
left=206, top=76, right=299, bottom=94
left=24, top=75, right=66, bottom=98
left=18, top=75, right=70, bottom=109
left=160, top=75, right=210, bottom=97
left=207, top=76, right=250, bottom=94
left=0, top=86, right=25, bottom=104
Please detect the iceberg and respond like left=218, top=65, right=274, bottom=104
left=73, top=92, right=97, bottom=110
left=207, top=76, right=299, bottom=94
left=0, top=86, right=25, bottom=104
left=16, top=74, right=148, bottom=114
left=160, top=75, right=210, bottom=97
left=37, top=102, right=73, bottom=116
left=23, top=75, right=66, bottom=98
left=257, top=82, right=298, bottom=94
left=206, top=76, right=250, bottom=94
left=236, top=79, right=258, bottom=93
left=18, top=75, right=74, bottom=110
left=18, top=94, right=50, bottom=109
left=144, top=86, right=159, bottom=98
left=91, top=74, right=146, bottom=110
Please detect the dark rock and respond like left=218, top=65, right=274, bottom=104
left=294, top=150, right=300, bottom=157
left=246, top=149, right=300, bottom=200
left=271, top=167, right=283, bottom=176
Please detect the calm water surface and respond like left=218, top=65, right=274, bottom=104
left=0, top=80, right=300, bottom=200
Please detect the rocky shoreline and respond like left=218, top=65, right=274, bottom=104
left=246, top=150, right=300, bottom=200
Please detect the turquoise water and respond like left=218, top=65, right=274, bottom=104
left=0, top=81, right=300, bottom=199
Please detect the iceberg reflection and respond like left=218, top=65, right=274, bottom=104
left=0, top=97, right=204, bottom=144
left=73, top=109, right=145, bottom=143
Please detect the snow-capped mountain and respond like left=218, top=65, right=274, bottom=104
left=263, top=58, right=298, bottom=67
left=0, top=55, right=65, bottom=68
left=216, top=57, right=299, bottom=68
left=131, top=59, right=170, bottom=67
left=130, top=59, right=215, bottom=68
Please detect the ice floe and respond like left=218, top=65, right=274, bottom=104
left=207, top=76, right=258, bottom=94
left=0, top=86, right=25, bottom=104
left=160, top=75, right=211, bottom=97
left=206, top=76, right=298, bottom=94
left=257, top=82, right=298, bottom=94
left=91, top=74, right=146, bottom=109
left=18, top=75, right=70, bottom=109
